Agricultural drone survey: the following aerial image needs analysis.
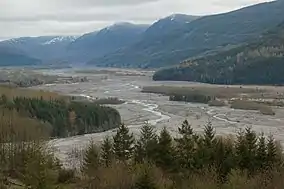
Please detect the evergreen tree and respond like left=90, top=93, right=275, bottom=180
left=82, top=141, right=100, bottom=176
left=203, top=122, right=216, bottom=148
left=235, top=130, right=247, bottom=171
left=214, top=138, right=235, bottom=182
left=256, top=133, right=267, bottom=170
left=100, top=136, right=113, bottom=167
left=155, top=127, right=175, bottom=170
left=113, top=124, right=135, bottom=162
left=267, top=135, right=277, bottom=168
left=135, top=167, right=157, bottom=189
left=175, top=120, right=195, bottom=170
left=134, top=123, right=158, bottom=163
left=244, top=127, right=257, bottom=174
left=202, top=122, right=216, bottom=167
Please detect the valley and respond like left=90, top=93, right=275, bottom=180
left=28, top=68, right=284, bottom=167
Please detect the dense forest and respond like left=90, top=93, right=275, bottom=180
left=0, top=94, right=121, bottom=138
left=153, top=22, right=284, bottom=85
left=1, top=117, right=284, bottom=188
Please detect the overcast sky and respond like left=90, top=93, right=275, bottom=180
left=0, top=0, right=274, bottom=40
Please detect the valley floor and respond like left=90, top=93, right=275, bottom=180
left=31, top=68, right=284, bottom=167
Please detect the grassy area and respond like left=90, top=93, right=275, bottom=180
left=0, top=85, right=63, bottom=100
left=208, top=99, right=227, bottom=107
left=231, top=100, right=275, bottom=115
left=142, top=85, right=265, bottom=99
left=93, top=97, right=125, bottom=105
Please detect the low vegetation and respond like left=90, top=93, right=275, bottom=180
left=0, top=68, right=88, bottom=87
left=231, top=100, right=275, bottom=115
left=93, top=97, right=125, bottom=105
left=0, top=86, right=121, bottom=138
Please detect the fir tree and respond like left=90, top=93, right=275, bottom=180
left=134, top=123, right=158, bottom=163
left=203, top=122, right=216, bottom=148
left=235, top=129, right=247, bottom=171
left=244, top=127, right=257, bottom=174
left=256, top=133, right=267, bottom=170
left=175, top=120, right=195, bottom=170
left=100, top=136, right=113, bottom=167
left=202, top=122, right=216, bottom=167
left=113, top=124, right=135, bottom=162
left=156, top=127, right=175, bottom=170
left=82, top=141, right=100, bottom=176
left=135, top=167, right=157, bottom=189
left=267, top=135, right=277, bottom=168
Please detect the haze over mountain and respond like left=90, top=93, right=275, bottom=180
left=0, top=0, right=284, bottom=69
left=88, top=0, right=284, bottom=68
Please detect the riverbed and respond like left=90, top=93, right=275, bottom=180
left=31, top=68, right=284, bottom=166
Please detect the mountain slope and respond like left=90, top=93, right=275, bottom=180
left=0, top=46, right=41, bottom=66
left=153, top=22, right=284, bottom=85
left=0, top=36, right=77, bottom=62
left=67, top=23, right=149, bottom=62
left=89, top=0, right=284, bottom=68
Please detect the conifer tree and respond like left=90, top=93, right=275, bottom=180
left=256, top=133, right=267, bottom=170
left=100, top=136, right=113, bottom=167
left=135, top=166, right=157, bottom=189
left=202, top=122, right=216, bottom=167
left=244, top=127, right=257, bottom=174
left=235, top=129, right=247, bottom=171
left=175, top=120, right=195, bottom=170
left=156, top=127, right=175, bottom=170
left=267, top=135, right=277, bottom=168
left=134, top=123, right=158, bottom=163
left=82, top=141, right=100, bottom=176
left=113, top=124, right=135, bottom=162
left=203, top=122, right=216, bottom=148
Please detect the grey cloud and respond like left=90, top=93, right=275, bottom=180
left=0, top=0, right=273, bottom=39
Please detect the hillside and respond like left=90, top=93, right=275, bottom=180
left=0, top=46, right=41, bottom=66
left=88, top=0, right=284, bottom=68
left=153, top=21, right=284, bottom=85
left=66, top=23, right=149, bottom=62
left=0, top=36, right=77, bottom=62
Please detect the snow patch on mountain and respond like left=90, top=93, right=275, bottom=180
left=42, top=36, right=78, bottom=45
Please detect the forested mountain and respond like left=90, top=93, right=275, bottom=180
left=153, top=21, right=284, bottom=85
left=0, top=46, right=41, bottom=66
left=67, top=23, right=149, bottom=62
left=88, top=0, right=284, bottom=68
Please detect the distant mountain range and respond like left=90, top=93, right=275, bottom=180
left=1, top=0, right=284, bottom=68
left=153, top=21, right=284, bottom=85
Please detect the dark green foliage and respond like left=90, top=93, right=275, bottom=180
left=100, top=137, right=113, bottom=167
left=256, top=133, right=267, bottom=170
left=113, top=124, right=135, bottom=162
left=169, top=93, right=212, bottom=104
left=57, top=169, right=75, bottom=183
left=267, top=135, right=278, bottom=168
left=82, top=141, right=100, bottom=176
left=175, top=120, right=196, bottom=170
left=2, top=97, right=121, bottom=137
left=135, top=167, right=158, bottom=189
left=155, top=127, right=175, bottom=170
left=134, top=123, right=158, bottom=163
left=153, top=21, right=284, bottom=85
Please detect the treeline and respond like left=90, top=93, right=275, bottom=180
left=169, top=93, right=213, bottom=104
left=0, top=94, right=121, bottom=137
left=1, top=118, right=284, bottom=188
left=74, top=121, right=284, bottom=188
left=153, top=22, right=284, bottom=85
